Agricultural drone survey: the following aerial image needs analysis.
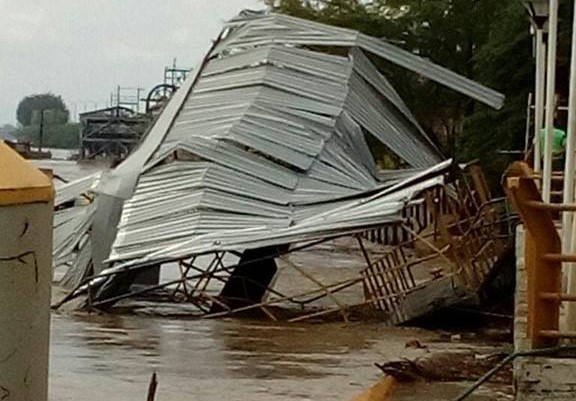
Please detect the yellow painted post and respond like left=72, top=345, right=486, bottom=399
left=348, top=376, right=397, bottom=401
left=0, top=142, right=54, bottom=401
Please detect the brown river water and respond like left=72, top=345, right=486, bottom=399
left=35, top=155, right=510, bottom=401
left=49, top=312, right=508, bottom=401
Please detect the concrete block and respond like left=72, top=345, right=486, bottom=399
left=515, top=357, right=576, bottom=400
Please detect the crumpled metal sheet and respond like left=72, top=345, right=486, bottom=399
left=69, top=159, right=451, bottom=299
left=107, top=158, right=451, bottom=264
left=221, top=12, right=505, bottom=109
left=57, top=11, right=505, bottom=284
left=54, top=172, right=101, bottom=207
left=53, top=203, right=96, bottom=289
left=59, top=233, right=92, bottom=289
left=53, top=173, right=100, bottom=278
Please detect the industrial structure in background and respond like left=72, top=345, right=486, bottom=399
left=145, top=60, right=191, bottom=115
left=78, top=105, right=149, bottom=162
left=79, top=62, right=191, bottom=162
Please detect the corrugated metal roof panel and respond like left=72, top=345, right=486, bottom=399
left=54, top=172, right=101, bottom=206
left=58, top=12, right=503, bottom=289
left=215, top=13, right=504, bottom=109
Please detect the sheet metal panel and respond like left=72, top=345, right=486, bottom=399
left=106, top=13, right=454, bottom=266
left=350, top=48, right=435, bottom=149
left=345, top=80, right=441, bottom=167
left=105, top=167, right=443, bottom=267
left=203, top=45, right=351, bottom=82
left=60, top=236, right=92, bottom=288
left=177, top=137, right=299, bottom=189
left=54, top=173, right=101, bottom=207
left=53, top=204, right=96, bottom=267
left=215, top=13, right=505, bottom=109
left=136, top=162, right=293, bottom=205
left=62, top=11, right=499, bottom=283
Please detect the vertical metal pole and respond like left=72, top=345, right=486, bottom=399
left=525, top=92, right=533, bottom=153
left=542, top=0, right=559, bottom=203
left=79, top=117, right=84, bottom=159
left=533, top=28, right=546, bottom=175
left=38, top=109, right=45, bottom=152
left=563, top=0, right=576, bottom=331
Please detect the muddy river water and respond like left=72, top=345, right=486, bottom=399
left=36, top=155, right=509, bottom=401
left=50, top=312, right=507, bottom=401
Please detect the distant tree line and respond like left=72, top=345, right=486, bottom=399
left=266, top=0, right=573, bottom=187
left=13, top=93, right=80, bottom=149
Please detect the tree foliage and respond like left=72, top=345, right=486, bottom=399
left=13, top=92, right=77, bottom=148
left=14, top=122, right=80, bottom=149
left=460, top=2, right=533, bottom=181
left=16, top=93, right=69, bottom=127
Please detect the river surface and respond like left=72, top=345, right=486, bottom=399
left=35, top=154, right=510, bottom=401
left=50, top=313, right=508, bottom=401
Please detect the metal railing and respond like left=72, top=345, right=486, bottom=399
left=506, top=161, right=576, bottom=348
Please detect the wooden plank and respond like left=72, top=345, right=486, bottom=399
left=469, top=164, right=491, bottom=205
left=505, top=161, right=562, bottom=348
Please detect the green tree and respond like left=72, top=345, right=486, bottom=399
left=0, top=124, right=17, bottom=140
left=15, top=122, right=80, bottom=149
left=16, top=93, right=69, bottom=126
left=13, top=93, right=79, bottom=149
left=459, top=1, right=533, bottom=184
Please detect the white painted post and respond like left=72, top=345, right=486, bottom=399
left=542, top=0, right=559, bottom=203
left=533, top=27, right=547, bottom=176
left=0, top=143, right=53, bottom=401
left=564, top=0, right=576, bottom=331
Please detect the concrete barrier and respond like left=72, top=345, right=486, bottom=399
left=0, top=142, right=53, bottom=401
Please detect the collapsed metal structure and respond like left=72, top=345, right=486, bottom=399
left=53, top=11, right=512, bottom=323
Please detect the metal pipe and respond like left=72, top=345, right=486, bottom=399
left=533, top=27, right=547, bottom=175
left=525, top=92, right=532, bottom=152
left=38, top=109, right=45, bottom=152
left=542, top=0, right=559, bottom=202
left=453, top=345, right=576, bottom=401
left=563, top=0, right=576, bottom=331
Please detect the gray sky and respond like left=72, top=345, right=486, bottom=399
left=0, top=0, right=264, bottom=124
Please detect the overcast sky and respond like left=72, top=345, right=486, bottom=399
left=0, top=0, right=264, bottom=124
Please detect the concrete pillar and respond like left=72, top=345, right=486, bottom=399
left=0, top=142, right=53, bottom=401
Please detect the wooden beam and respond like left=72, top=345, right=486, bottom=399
left=505, top=161, right=562, bottom=348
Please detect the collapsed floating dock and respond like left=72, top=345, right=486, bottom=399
left=51, top=11, right=512, bottom=323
